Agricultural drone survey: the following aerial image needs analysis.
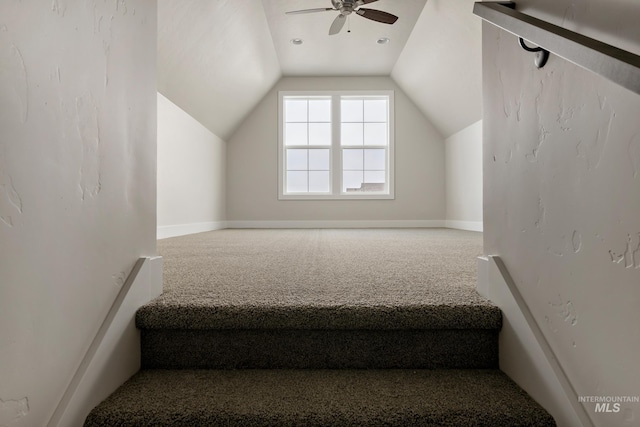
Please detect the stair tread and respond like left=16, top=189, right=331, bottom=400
left=85, top=369, right=554, bottom=427
left=136, top=301, right=502, bottom=330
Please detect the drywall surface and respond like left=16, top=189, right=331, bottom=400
left=227, top=76, right=445, bottom=225
left=392, top=0, right=482, bottom=138
left=445, top=120, right=482, bottom=231
left=0, top=1, right=157, bottom=426
left=482, top=0, right=640, bottom=424
left=158, top=0, right=281, bottom=140
left=52, top=257, right=163, bottom=427
left=157, top=93, right=226, bottom=238
left=477, top=256, right=584, bottom=427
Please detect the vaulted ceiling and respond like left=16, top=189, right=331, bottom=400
left=158, top=0, right=482, bottom=140
left=262, top=0, right=428, bottom=76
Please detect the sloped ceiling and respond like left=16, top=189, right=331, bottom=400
left=158, top=0, right=483, bottom=140
left=392, top=0, right=483, bottom=138
left=158, top=0, right=281, bottom=140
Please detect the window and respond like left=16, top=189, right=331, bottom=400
left=278, top=91, right=394, bottom=200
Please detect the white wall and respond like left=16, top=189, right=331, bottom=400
left=0, top=1, right=157, bottom=426
left=483, top=0, right=640, bottom=425
left=226, top=76, right=445, bottom=227
left=157, top=93, right=226, bottom=238
left=445, top=120, right=482, bottom=231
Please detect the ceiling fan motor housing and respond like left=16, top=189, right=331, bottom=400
left=332, top=0, right=355, bottom=14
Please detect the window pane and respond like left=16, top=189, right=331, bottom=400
left=343, top=171, right=364, bottom=192
left=287, top=149, right=308, bottom=170
left=285, top=99, right=307, bottom=122
left=364, top=123, right=387, bottom=146
left=364, top=99, right=387, bottom=122
left=309, top=149, right=330, bottom=170
left=364, top=171, right=385, bottom=184
left=285, top=123, right=307, bottom=145
left=364, top=149, right=385, bottom=170
left=280, top=92, right=392, bottom=198
left=343, top=149, right=364, bottom=170
left=341, top=99, right=363, bottom=122
left=341, top=123, right=363, bottom=146
left=309, top=171, right=330, bottom=192
left=309, top=99, right=331, bottom=122
left=287, top=171, right=308, bottom=192
left=309, top=123, right=331, bottom=146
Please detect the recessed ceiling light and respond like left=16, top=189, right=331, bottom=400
left=377, top=37, right=390, bottom=45
left=290, top=38, right=303, bottom=45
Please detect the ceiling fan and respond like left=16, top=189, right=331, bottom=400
left=286, top=0, right=398, bottom=35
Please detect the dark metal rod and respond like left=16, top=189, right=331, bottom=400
left=473, top=1, right=640, bottom=96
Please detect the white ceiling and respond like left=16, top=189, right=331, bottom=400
left=158, top=0, right=281, bottom=140
left=262, top=0, right=428, bottom=76
left=392, top=0, right=483, bottom=138
left=158, top=0, right=483, bottom=140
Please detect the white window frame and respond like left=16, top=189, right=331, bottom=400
left=278, top=90, right=395, bottom=200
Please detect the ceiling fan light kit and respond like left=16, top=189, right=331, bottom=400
left=285, top=0, right=399, bottom=35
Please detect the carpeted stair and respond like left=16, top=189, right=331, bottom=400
left=84, top=230, right=555, bottom=426
left=84, top=369, right=554, bottom=426
left=136, top=302, right=502, bottom=370
left=85, top=301, right=555, bottom=426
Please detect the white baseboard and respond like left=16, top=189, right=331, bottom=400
left=226, top=220, right=446, bottom=229
left=48, top=256, right=163, bottom=427
left=157, top=220, right=483, bottom=232
left=157, top=221, right=227, bottom=239
left=445, top=220, right=483, bottom=232
left=477, top=256, right=592, bottom=427
left=158, top=220, right=481, bottom=232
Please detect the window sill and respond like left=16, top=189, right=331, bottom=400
left=278, top=193, right=395, bottom=201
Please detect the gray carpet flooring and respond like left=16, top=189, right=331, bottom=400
left=156, top=228, right=483, bottom=301
left=86, top=229, right=556, bottom=426
left=84, top=369, right=556, bottom=427
left=138, top=228, right=499, bottom=329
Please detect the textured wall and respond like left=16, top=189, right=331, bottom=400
left=227, top=76, right=445, bottom=224
left=157, top=93, right=226, bottom=236
left=483, top=1, right=640, bottom=424
left=0, top=1, right=156, bottom=426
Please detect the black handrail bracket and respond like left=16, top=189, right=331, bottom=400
left=473, top=2, right=640, bottom=95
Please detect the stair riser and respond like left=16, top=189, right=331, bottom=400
left=141, top=329, right=498, bottom=369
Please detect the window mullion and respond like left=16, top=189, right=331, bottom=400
left=332, top=94, right=341, bottom=195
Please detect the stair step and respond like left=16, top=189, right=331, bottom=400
left=136, top=302, right=501, bottom=369
left=84, top=369, right=555, bottom=427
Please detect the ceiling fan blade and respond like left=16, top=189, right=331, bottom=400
left=356, top=0, right=379, bottom=5
left=355, top=8, right=398, bottom=24
left=286, top=7, right=335, bottom=15
left=329, top=14, right=346, bottom=35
